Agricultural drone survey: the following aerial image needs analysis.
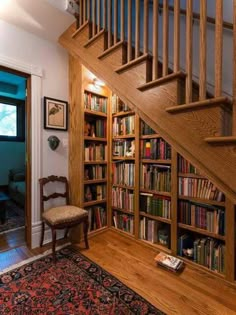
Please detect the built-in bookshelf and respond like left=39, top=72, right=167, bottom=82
left=82, top=89, right=109, bottom=232
left=70, top=65, right=235, bottom=284
left=111, top=94, right=137, bottom=236
left=139, top=121, right=172, bottom=250
left=177, top=155, right=226, bottom=275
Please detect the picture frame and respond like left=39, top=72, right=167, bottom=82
left=44, top=97, right=68, bottom=131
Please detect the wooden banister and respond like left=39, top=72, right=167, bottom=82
left=233, top=0, right=236, bottom=135
left=215, top=0, right=223, bottom=98
left=199, top=0, right=207, bottom=101
left=128, top=0, right=132, bottom=62
left=108, top=0, right=112, bottom=48
left=174, top=0, right=180, bottom=72
left=114, top=0, right=118, bottom=44
left=97, top=0, right=101, bottom=32
left=135, top=0, right=140, bottom=59
left=143, top=0, right=149, bottom=54
left=162, top=0, right=169, bottom=76
left=186, top=0, right=193, bottom=103
left=120, top=0, right=125, bottom=41
left=158, top=3, right=233, bottom=31
left=92, top=0, right=96, bottom=37
left=152, top=0, right=159, bottom=80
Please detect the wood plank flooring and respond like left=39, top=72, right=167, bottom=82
left=1, top=229, right=236, bottom=314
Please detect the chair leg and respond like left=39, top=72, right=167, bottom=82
left=83, top=217, right=89, bottom=249
left=40, top=222, right=45, bottom=247
left=52, top=228, right=57, bottom=263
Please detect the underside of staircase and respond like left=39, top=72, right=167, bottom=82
left=59, top=21, right=236, bottom=203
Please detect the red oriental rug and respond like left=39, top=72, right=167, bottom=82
left=0, top=246, right=165, bottom=314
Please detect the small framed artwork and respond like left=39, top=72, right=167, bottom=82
left=44, top=97, right=68, bottom=131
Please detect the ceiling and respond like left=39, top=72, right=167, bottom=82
left=0, top=0, right=75, bottom=42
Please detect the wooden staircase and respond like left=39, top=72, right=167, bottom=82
left=59, top=1, right=236, bottom=203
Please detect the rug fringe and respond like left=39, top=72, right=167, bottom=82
left=0, top=242, right=71, bottom=275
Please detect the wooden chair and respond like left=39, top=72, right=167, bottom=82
left=39, top=175, right=89, bottom=262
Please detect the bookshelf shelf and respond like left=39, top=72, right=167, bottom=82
left=178, top=172, right=206, bottom=179
left=112, top=207, right=134, bottom=215
left=179, top=195, right=225, bottom=207
left=84, top=109, right=107, bottom=117
left=84, top=136, right=107, bottom=142
left=112, top=184, right=135, bottom=190
left=139, top=189, right=171, bottom=197
left=141, top=159, right=172, bottom=164
left=113, top=157, right=135, bottom=161
left=140, top=134, right=160, bottom=139
left=112, top=110, right=135, bottom=117
left=140, top=211, right=171, bottom=224
left=84, top=161, right=107, bottom=165
left=113, top=135, right=135, bottom=139
left=178, top=223, right=225, bottom=241
left=83, top=199, right=107, bottom=207
left=84, top=179, right=107, bottom=184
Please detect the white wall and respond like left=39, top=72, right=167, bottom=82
left=0, top=19, right=69, bottom=178
left=0, top=19, right=70, bottom=246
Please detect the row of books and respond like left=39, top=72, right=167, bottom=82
left=84, top=143, right=107, bottom=161
left=84, top=91, right=107, bottom=113
left=178, top=234, right=225, bottom=274
left=140, top=120, right=156, bottom=136
left=111, top=94, right=130, bottom=114
left=113, top=139, right=135, bottom=157
left=113, top=211, right=134, bottom=233
left=87, top=206, right=107, bottom=231
left=178, top=177, right=225, bottom=202
left=84, top=184, right=106, bottom=202
left=112, top=162, right=135, bottom=187
left=112, top=187, right=134, bottom=212
left=179, top=200, right=225, bottom=235
left=84, top=119, right=107, bottom=138
left=140, top=218, right=170, bottom=247
left=84, top=165, right=106, bottom=180
left=140, top=193, right=171, bottom=219
left=112, top=115, right=135, bottom=136
left=178, top=156, right=202, bottom=174
left=140, top=164, right=171, bottom=192
left=140, top=139, right=171, bottom=160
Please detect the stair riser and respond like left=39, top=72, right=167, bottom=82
left=117, top=61, right=151, bottom=86
left=99, top=47, right=127, bottom=70
left=72, top=23, right=91, bottom=46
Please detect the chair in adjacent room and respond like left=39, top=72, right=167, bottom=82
left=39, top=175, right=89, bottom=262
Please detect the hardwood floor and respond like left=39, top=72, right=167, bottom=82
left=1, top=228, right=236, bottom=314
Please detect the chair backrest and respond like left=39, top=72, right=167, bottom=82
left=39, top=175, right=69, bottom=213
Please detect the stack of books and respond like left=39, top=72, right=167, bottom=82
left=154, top=252, right=184, bottom=272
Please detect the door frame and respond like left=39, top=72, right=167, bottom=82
left=0, top=55, right=42, bottom=248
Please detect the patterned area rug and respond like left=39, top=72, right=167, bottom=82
left=0, top=246, right=165, bottom=314
left=0, top=200, right=25, bottom=234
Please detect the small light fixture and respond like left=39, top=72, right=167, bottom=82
left=93, top=78, right=105, bottom=88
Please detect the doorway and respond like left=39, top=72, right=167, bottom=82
left=0, top=66, right=31, bottom=251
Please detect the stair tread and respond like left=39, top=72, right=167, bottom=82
left=205, top=136, right=236, bottom=144
left=84, top=29, right=105, bottom=48
left=98, top=41, right=126, bottom=59
left=166, top=96, right=232, bottom=113
left=72, top=21, right=89, bottom=38
left=115, top=53, right=152, bottom=73
left=138, top=71, right=186, bottom=91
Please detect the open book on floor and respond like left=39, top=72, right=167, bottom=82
left=154, top=252, right=184, bottom=272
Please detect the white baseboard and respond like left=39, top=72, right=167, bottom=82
left=31, top=221, right=65, bottom=249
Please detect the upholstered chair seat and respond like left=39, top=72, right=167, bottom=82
left=43, top=206, right=88, bottom=225
left=39, top=175, right=89, bottom=263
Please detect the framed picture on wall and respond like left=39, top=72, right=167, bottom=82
left=44, top=97, right=68, bottom=131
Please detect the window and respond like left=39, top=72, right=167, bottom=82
left=0, top=96, right=25, bottom=141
